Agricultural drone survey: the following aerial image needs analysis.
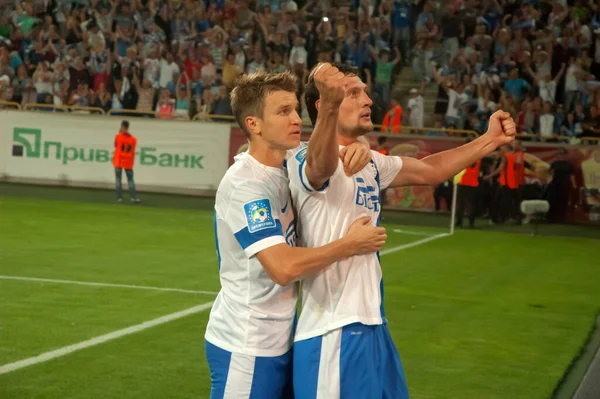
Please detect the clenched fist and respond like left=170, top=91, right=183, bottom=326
left=313, top=63, right=350, bottom=108
left=485, top=110, right=517, bottom=147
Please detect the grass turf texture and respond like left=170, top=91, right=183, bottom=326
left=1, top=192, right=599, bottom=399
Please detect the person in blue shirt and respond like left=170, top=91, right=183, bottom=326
left=391, top=0, right=410, bottom=63
left=503, top=69, right=531, bottom=101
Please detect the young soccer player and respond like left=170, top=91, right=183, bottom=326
left=205, top=69, right=385, bottom=399
left=288, top=63, right=517, bottom=398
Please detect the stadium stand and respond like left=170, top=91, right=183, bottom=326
left=1, top=0, right=599, bottom=142
left=393, top=0, right=600, bottom=143
left=0, top=0, right=411, bottom=125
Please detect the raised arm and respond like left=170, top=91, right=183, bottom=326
left=304, top=63, right=349, bottom=189
left=392, top=47, right=401, bottom=65
left=389, top=111, right=516, bottom=187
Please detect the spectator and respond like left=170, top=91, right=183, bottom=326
left=381, top=98, right=403, bottom=133
left=159, top=53, right=180, bottom=89
left=503, top=69, right=531, bottom=102
left=32, top=62, right=53, bottom=103
left=412, top=14, right=437, bottom=83
left=561, top=112, right=584, bottom=142
left=247, top=50, right=265, bottom=74
left=156, top=88, right=174, bottom=119
left=546, top=149, right=576, bottom=223
left=373, top=47, right=401, bottom=107
left=539, top=101, right=556, bottom=140
left=211, top=85, right=233, bottom=119
left=525, top=63, right=566, bottom=105
left=407, top=87, right=424, bottom=128
left=441, top=5, right=463, bottom=63
left=174, top=75, right=192, bottom=119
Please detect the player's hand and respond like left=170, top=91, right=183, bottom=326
left=313, top=62, right=350, bottom=107
left=485, top=110, right=516, bottom=147
left=345, top=216, right=387, bottom=255
left=340, top=141, right=372, bottom=176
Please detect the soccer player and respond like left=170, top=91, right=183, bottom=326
left=288, top=63, right=517, bottom=398
left=112, top=120, right=140, bottom=203
left=204, top=70, right=386, bottom=399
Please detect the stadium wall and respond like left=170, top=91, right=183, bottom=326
left=1, top=111, right=230, bottom=196
left=1, top=111, right=598, bottom=222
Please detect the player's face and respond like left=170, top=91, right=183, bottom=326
left=337, top=76, right=373, bottom=138
left=260, top=90, right=302, bottom=150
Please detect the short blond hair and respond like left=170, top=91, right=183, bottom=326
left=231, top=71, right=298, bottom=138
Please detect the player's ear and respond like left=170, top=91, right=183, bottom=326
left=245, top=116, right=262, bottom=136
left=315, top=99, right=320, bottom=112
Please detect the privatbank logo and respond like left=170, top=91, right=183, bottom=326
left=12, top=128, right=42, bottom=158
left=9, top=127, right=204, bottom=168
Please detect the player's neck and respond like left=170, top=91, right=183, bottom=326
left=248, top=142, right=286, bottom=169
left=337, top=134, right=357, bottom=147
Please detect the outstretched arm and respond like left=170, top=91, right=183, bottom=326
left=389, top=111, right=516, bottom=187
left=304, top=63, right=349, bottom=190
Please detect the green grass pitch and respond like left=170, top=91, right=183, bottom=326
left=1, top=194, right=599, bottom=399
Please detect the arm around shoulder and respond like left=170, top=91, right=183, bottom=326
left=256, top=216, right=387, bottom=286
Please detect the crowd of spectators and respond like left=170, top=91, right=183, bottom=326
left=413, top=0, right=600, bottom=143
left=1, top=0, right=599, bottom=143
left=0, top=0, right=410, bottom=123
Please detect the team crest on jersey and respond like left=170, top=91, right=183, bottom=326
left=295, top=148, right=308, bottom=162
left=244, top=199, right=276, bottom=233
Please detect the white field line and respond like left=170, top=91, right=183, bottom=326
left=392, top=229, right=437, bottom=237
left=0, top=301, right=214, bottom=375
left=0, top=275, right=218, bottom=296
left=380, top=233, right=450, bottom=256
left=0, top=231, right=450, bottom=375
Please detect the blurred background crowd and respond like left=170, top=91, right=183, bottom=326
left=0, top=0, right=599, bottom=142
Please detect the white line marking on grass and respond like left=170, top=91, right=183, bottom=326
left=380, top=233, right=450, bottom=256
left=392, top=229, right=436, bottom=237
left=0, top=301, right=214, bottom=375
left=0, top=230, right=448, bottom=375
left=0, top=275, right=218, bottom=296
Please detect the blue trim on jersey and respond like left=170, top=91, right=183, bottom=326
left=298, top=156, right=330, bottom=193
left=298, top=157, right=314, bottom=192
left=213, top=211, right=222, bottom=269
left=370, top=159, right=386, bottom=322
left=234, top=220, right=283, bottom=250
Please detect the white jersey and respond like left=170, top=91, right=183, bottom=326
left=288, top=146, right=403, bottom=342
left=205, top=152, right=298, bottom=357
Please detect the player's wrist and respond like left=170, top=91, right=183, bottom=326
left=317, top=102, right=341, bottom=115
left=338, top=235, right=356, bottom=257
left=479, top=133, right=498, bottom=154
